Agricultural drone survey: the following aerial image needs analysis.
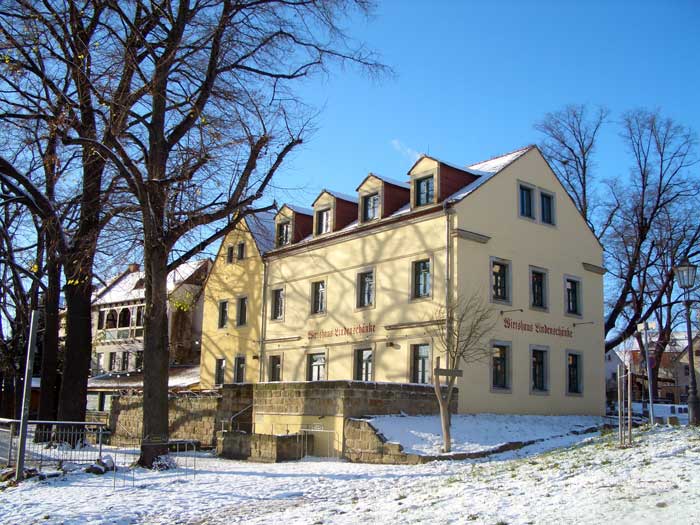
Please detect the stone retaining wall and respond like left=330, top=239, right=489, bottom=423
left=216, top=430, right=311, bottom=462
left=108, top=384, right=252, bottom=447
left=254, top=381, right=457, bottom=418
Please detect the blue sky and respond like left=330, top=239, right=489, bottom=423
left=271, top=0, right=700, bottom=206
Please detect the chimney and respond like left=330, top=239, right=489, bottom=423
left=128, top=263, right=141, bottom=273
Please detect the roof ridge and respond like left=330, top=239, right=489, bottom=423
left=467, top=144, right=535, bottom=168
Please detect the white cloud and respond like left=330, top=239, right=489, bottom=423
left=390, top=139, right=421, bottom=162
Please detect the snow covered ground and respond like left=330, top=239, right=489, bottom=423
left=369, top=414, right=605, bottom=455
left=1, top=425, right=699, bottom=525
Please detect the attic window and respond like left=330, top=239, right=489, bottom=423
left=276, top=222, right=291, bottom=247
left=415, top=176, right=434, bottom=207
left=362, top=193, right=379, bottom=222
left=316, top=209, right=331, bottom=235
left=134, top=278, right=145, bottom=289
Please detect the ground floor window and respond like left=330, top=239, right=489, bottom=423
left=269, top=355, right=281, bottom=382
left=492, top=343, right=510, bottom=390
left=234, top=356, right=245, bottom=383
left=354, top=348, right=373, bottom=381
left=307, top=353, right=326, bottom=381
left=567, top=352, right=583, bottom=394
left=215, top=358, right=226, bottom=385
left=531, top=347, right=548, bottom=393
left=411, top=344, right=430, bottom=384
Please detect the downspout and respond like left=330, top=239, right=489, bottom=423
left=259, top=256, right=269, bottom=383
left=444, top=200, right=454, bottom=368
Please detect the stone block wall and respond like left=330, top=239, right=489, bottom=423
left=108, top=384, right=253, bottom=447
left=254, top=381, right=457, bottom=418
left=217, top=430, right=311, bottom=462
left=343, top=418, right=426, bottom=465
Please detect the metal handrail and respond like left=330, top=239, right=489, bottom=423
left=0, top=418, right=107, bottom=426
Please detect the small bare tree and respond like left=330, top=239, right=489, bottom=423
left=429, top=291, right=496, bottom=453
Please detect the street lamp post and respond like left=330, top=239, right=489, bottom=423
left=675, top=257, right=699, bottom=426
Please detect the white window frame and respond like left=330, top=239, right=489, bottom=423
left=270, top=287, right=285, bottom=321
left=315, top=208, right=331, bottom=236
left=354, top=347, right=374, bottom=381
left=310, top=279, right=327, bottom=316
left=214, top=357, right=226, bottom=386
left=361, top=193, right=380, bottom=222
left=356, top=268, right=376, bottom=309
left=268, top=354, right=283, bottom=382
left=410, top=258, right=432, bottom=301
left=307, top=351, right=327, bottom=381
left=276, top=221, right=291, bottom=247
left=233, top=355, right=246, bottom=383
left=410, top=342, right=432, bottom=384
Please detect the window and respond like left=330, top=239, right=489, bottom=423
left=541, top=192, right=555, bottom=225
left=271, top=289, right=284, bottom=320
left=307, top=353, right=326, bottom=381
left=236, top=297, right=248, bottom=326
left=491, top=258, right=510, bottom=303
left=415, top=176, right=434, bottom=207
left=567, top=352, right=582, bottom=394
left=218, top=300, right=228, bottom=329
left=108, top=352, right=117, bottom=371
left=136, top=306, right=144, bottom=327
left=412, top=259, right=431, bottom=299
left=565, top=277, right=582, bottom=315
left=362, top=193, right=379, bottom=222
left=234, top=356, right=245, bottom=383
left=215, top=358, right=226, bottom=385
left=120, top=352, right=129, bottom=371
left=269, top=355, right=282, bottom=382
left=412, top=344, right=430, bottom=384
left=354, top=349, right=373, bottom=381
left=236, top=242, right=246, bottom=260
left=357, top=270, right=375, bottom=308
left=105, top=310, right=117, bottom=329
left=97, top=310, right=105, bottom=330
left=685, top=364, right=691, bottom=377
left=134, top=351, right=143, bottom=371
left=531, top=348, right=548, bottom=393
left=492, top=343, right=510, bottom=390
left=519, top=184, right=534, bottom=219
left=118, top=308, right=130, bottom=328
left=530, top=268, right=547, bottom=309
left=226, top=246, right=235, bottom=263
left=311, top=280, right=326, bottom=314
left=316, top=209, right=331, bottom=235
left=276, top=221, right=290, bottom=247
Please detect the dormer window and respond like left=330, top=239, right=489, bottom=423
left=362, top=193, right=379, bottom=222
left=316, top=209, right=331, bottom=235
left=415, top=176, right=434, bottom=207
left=276, top=221, right=290, bottom=247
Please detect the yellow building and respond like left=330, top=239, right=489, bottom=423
left=201, top=146, right=606, bottom=427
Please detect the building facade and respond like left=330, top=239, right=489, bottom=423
left=200, top=146, right=606, bottom=432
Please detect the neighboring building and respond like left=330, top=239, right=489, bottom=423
left=87, top=260, right=211, bottom=410
left=199, top=211, right=276, bottom=387
left=677, top=335, right=700, bottom=403
left=200, top=145, right=607, bottom=435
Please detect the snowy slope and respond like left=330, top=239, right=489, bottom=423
left=1, top=426, right=699, bottom=525
left=368, top=414, right=605, bottom=455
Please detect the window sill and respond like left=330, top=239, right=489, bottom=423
left=355, top=304, right=376, bottom=312
left=564, top=312, right=583, bottom=319
left=490, top=387, right=512, bottom=394
left=530, top=305, right=549, bottom=313
left=309, top=311, right=327, bottom=318
left=490, top=297, right=512, bottom=307
left=410, top=295, right=433, bottom=303
left=566, top=391, right=584, bottom=397
left=530, top=389, right=550, bottom=396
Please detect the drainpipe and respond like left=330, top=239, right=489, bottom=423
left=443, top=200, right=453, bottom=369
left=259, top=256, right=269, bottom=383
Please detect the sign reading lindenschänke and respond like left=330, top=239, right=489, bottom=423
left=503, top=317, right=573, bottom=338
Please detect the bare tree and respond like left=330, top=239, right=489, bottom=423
left=536, top=107, right=699, bottom=356
left=535, top=105, right=609, bottom=231
left=10, top=0, right=386, bottom=466
left=429, top=291, right=496, bottom=453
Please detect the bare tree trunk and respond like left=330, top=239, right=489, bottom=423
left=432, top=357, right=451, bottom=453
left=57, top=274, right=93, bottom=427
left=36, top=255, right=60, bottom=440
left=139, top=243, right=171, bottom=466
